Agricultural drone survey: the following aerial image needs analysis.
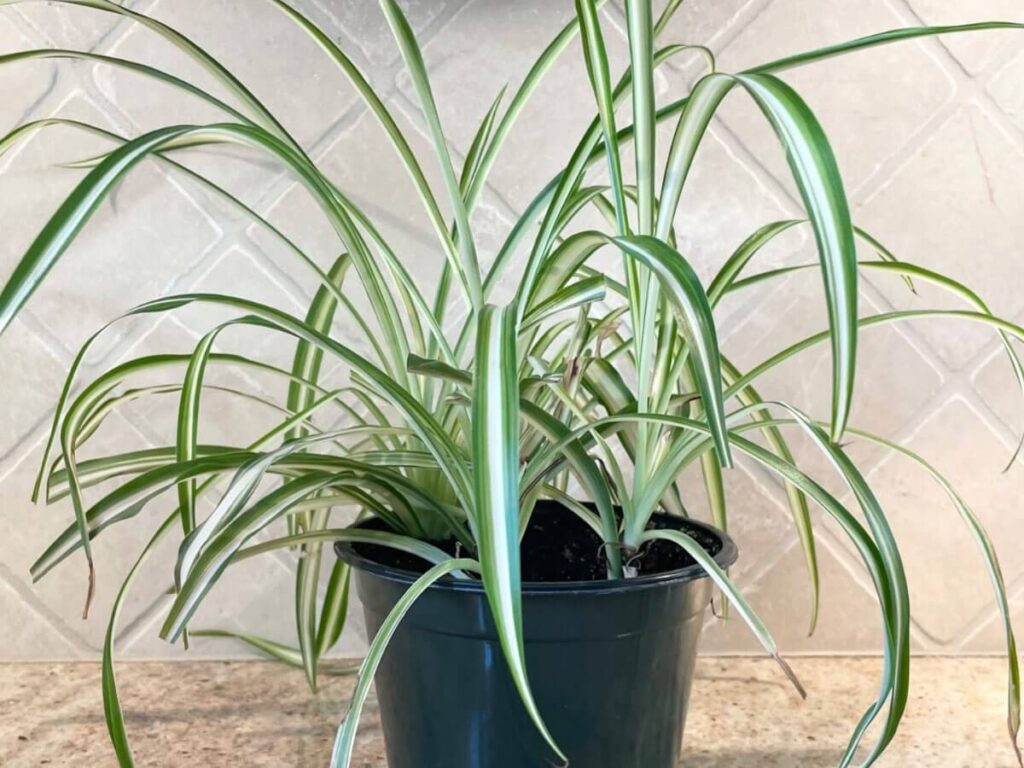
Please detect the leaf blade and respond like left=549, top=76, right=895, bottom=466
left=330, top=558, right=480, bottom=768
left=473, top=304, right=563, bottom=762
left=734, top=72, right=858, bottom=442
left=612, top=235, right=732, bottom=474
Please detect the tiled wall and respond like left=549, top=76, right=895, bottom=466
left=1, top=0, right=1023, bottom=661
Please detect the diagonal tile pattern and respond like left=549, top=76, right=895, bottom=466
left=0, top=0, right=1022, bottom=661
left=905, top=0, right=1024, bottom=74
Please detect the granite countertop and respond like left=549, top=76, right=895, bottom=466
left=1, top=656, right=1018, bottom=767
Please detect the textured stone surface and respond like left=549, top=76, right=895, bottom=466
left=1, top=657, right=1019, bottom=766
left=0, top=0, right=1023, bottom=662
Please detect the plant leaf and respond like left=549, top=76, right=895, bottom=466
left=734, top=73, right=857, bottom=441
left=612, top=235, right=731, bottom=472
left=188, top=629, right=305, bottom=668
left=102, top=511, right=178, bottom=768
left=639, top=527, right=804, bottom=698
left=316, top=558, right=354, bottom=658
left=575, top=0, right=629, bottom=236
left=379, top=0, right=482, bottom=310
left=330, top=558, right=480, bottom=768
left=473, top=304, right=563, bottom=762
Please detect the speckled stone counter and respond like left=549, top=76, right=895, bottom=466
left=1, top=657, right=1017, bottom=766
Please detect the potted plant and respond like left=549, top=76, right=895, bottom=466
left=1, top=0, right=1021, bottom=766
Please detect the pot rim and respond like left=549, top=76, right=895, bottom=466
left=334, top=511, right=738, bottom=596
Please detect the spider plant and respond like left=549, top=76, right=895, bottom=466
left=0, top=0, right=1022, bottom=766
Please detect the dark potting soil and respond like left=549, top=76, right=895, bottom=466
left=351, top=500, right=722, bottom=583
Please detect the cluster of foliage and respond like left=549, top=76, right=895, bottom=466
left=0, top=1, right=1021, bottom=766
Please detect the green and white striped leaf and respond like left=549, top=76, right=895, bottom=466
left=0, top=8, right=1021, bottom=768
left=330, top=559, right=480, bottom=768
left=734, top=72, right=857, bottom=442
left=473, top=304, right=563, bottom=762
left=639, top=527, right=804, bottom=698
left=612, top=235, right=732, bottom=473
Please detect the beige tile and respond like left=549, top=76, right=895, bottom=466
left=0, top=12, right=57, bottom=135
left=111, top=315, right=321, bottom=459
left=0, top=571, right=88, bottom=660
left=987, top=46, right=1024, bottom=133
left=249, top=101, right=443, bottom=270
left=673, top=127, right=804, bottom=290
left=402, top=0, right=631, bottom=212
left=956, top=576, right=1023, bottom=654
left=0, top=91, right=222, bottom=362
left=860, top=103, right=1024, bottom=370
left=852, top=396, right=1024, bottom=645
left=124, top=520, right=369, bottom=659
left=247, top=99, right=511, bottom=360
left=616, top=0, right=760, bottom=66
left=9, top=0, right=145, bottom=52
left=93, top=0, right=360, bottom=193
left=0, top=92, right=116, bottom=282
left=721, top=273, right=944, bottom=488
left=716, top=0, right=956, bottom=194
left=0, top=417, right=182, bottom=652
left=676, top=457, right=797, bottom=588
left=124, top=365, right=310, bottom=453
left=701, top=535, right=886, bottom=654
left=3, top=0, right=1024, bottom=662
left=904, top=0, right=1024, bottom=75
left=322, top=0, right=463, bottom=69
left=971, top=340, right=1024, bottom=436
left=0, top=319, right=67, bottom=463
left=611, top=0, right=767, bottom=104
left=123, top=554, right=295, bottom=659
left=172, top=244, right=309, bottom=375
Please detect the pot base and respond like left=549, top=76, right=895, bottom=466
left=337, top=502, right=737, bottom=768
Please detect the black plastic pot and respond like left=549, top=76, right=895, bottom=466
left=335, top=501, right=737, bottom=768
